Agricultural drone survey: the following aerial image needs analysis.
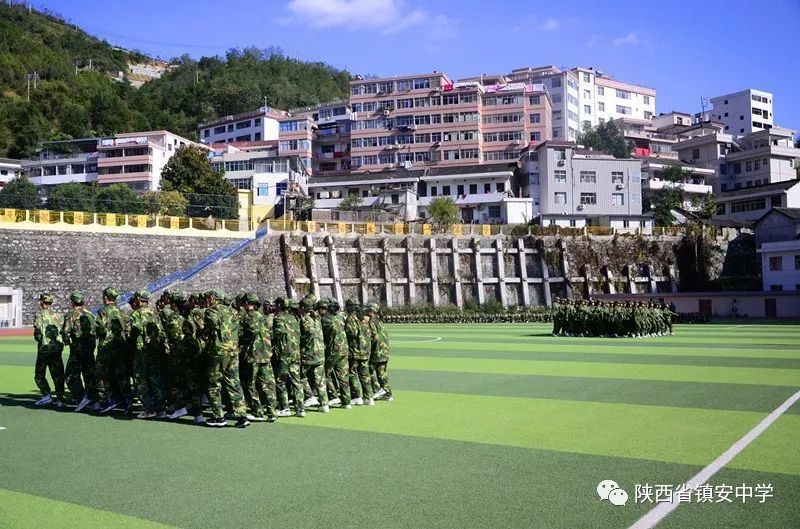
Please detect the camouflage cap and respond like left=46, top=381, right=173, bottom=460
left=103, top=287, right=119, bottom=301
left=287, top=299, right=300, bottom=310
left=134, top=289, right=151, bottom=302
left=366, top=302, right=380, bottom=312
left=345, top=299, right=357, bottom=308
left=244, top=292, right=259, bottom=304
left=210, top=289, right=224, bottom=300
left=315, top=298, right=329, bottom=310
left=299, top=297, right=316, bottom=310
left=70, top=291, right=85, bottom=303
left=274, top=296, right=286, bottom=308
left=39, top=293, right=54, bottom=304
left=171, top=291, right=186, bottom=303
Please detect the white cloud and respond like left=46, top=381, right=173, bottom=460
left=538, top=18, right=560, bottom=31
left=285, top=0, right=456, bottom=37
left=613, top=32, right=644, bottom=46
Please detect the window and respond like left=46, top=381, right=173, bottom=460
left=549, top=219, right=557, bottom=226
left=469, top=184, right=477, bottom=194
left=598, top=102, right=605, bottom=112
left=483, top=113, right=523, bottom=124
left=530, top=132, right=541, bottom=142
left=413, top=78, right=430, bottom=90
left=552, top=110, right=562, bottom=121
left=616, top=89, right=631, bottom=99
left=530, top=113, right=541, bottom=123
left=397, top=98, right=414, bottom=109
left=579, top=171, right=596, bottom=183
left=631, top=193, right=641, bottom=204
left=554, top=170, right=567, bottom=183
left=579, top=193, right=596, bottom=205
left=582, top=72, right=590, bottom=82
left=529, top=95, right=540, bottom=105
left=584, top=105, right=591, bottom=114
left=236, top=120, right=251, bottom=130
left=616, top=105, right=632, bottom=115
left=227, top=124, right=234, bottom=132
left=730, top=197, right=766, bottom=213
left=256, top=185, right=269, bottom=197
left=457, top=184, right=465, bottom=196
left=551, top=77, right=562, bottom=88
left=484, top=183, right=491, bottom=193
left=692, top=148, right=700, bottom=160
left=746, top=161, right=752, bottom=172
left=643, top=95, right=650, bottom=105
left=752, top=121, right=763, bottom=129
left=554, top=192, right=567, bottom=204
left=496, top=182, right=506, bottom=192
left=379, top=153, right=395, bottom=165
left=203, top=129, right=210, bottom=138
left=795, top=255, right=800, bottom=270
left=530, top=172, right=540, bottom=184
left=461, top=148, right=480, bottom=159
left=597, top=86, right=604, bottom=96
left=770, top=285, right=784, bottom=292
left=276, top=182, right=288, bottom=196
left=551, top=94, right=562, bottom=104
left=442, top=185, right=451, bottom=195
left=612, top=172, right=624, bottom=184
left=213, top=126, right=226, bottom=134
left=611, top=193, right=625, bottom=206
left=254, top=132, right=261, bottom=141
left=430, top=186, right=438, bottom=196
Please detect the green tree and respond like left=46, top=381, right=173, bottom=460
left=95, top=183, right=146, bottom=214
left=578, top=119, right=632, bottom=158
left=428, top=197, right=460, bottom=233
left=659, top=164, right=690, bottom=183
left=647, top=187, right=684, bottom=227
left=161, top=145, right=238, bottom=218
left=0, top=176, right=40, bottom=209
left=338, top=193, right=363, bottom=211
left=46, top=182, right=95, bottom=211
left=143, top=190, right=188, bottom=216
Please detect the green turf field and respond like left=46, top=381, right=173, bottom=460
left=1, top=323, right=799, bottom=529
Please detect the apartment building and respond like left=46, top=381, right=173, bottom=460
left=209, top=141, right=309, bottom=220
left=755, top=208, right=800, bottom=292
left=198, top=106, right=286, bottom=144
left=508, top=65, right=655, bottom=140
left=533, top=141, right=651, bottom=228
left=97, top=131, right=202, bottom=191
left=288, top=101, right=354, bottom=176
left=20, top=138, right=99, bottom=187
left=710, top=89, right=774, bottom=135
left=347, top=72, right=551, bottom=173
left=0, top=157, right=22, bottom=188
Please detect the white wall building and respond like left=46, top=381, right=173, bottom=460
left=21, top=139, right=99, bottom=187
left=0, top=157, right=22, bottom=188
left=198, top=107, right=286, bottom=145
left=710, top=89, right=774, bottom=135
left=759, top=240, right=800, bottom=292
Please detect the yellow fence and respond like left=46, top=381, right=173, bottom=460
left=0, top=207, right=692, bottom=238
left=0, top=208, right=256, bottom=236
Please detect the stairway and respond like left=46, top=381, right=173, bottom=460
left=114, top=226, right=269, bottom=307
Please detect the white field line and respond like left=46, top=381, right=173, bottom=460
left=628, top=389, right=800, bottom=529
left=391, top=336, right=443, bottom=343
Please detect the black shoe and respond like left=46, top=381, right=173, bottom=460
left=207, top=417, right=227, bottom=427
left=234, top=417, right=250, bottom=428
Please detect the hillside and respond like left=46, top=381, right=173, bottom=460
left=0, top=3, right=351, bottom=158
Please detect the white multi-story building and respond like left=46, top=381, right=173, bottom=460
left=508, top=66, right=656, bottom=141
left=710, top=89, right=774, bottom=135
left=198, top=107, right=287, bottom=145
left=0, top=157, right=22, bottom=188
left=21, top=138, right=99, bottom=187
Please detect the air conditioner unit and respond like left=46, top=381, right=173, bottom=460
left=407, top=124, right=417, bottom=130
left=576, top=204, right=584, bottom=210
left=557, top=159, right=565, bottom=166
left=513, top=139, right=523, bottom=146
left=616, top=184, right=625, bottom=190
left=388, top=144, right=400, bottom=150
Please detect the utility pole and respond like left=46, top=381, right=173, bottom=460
left=25, top=71, right=40, bottom=102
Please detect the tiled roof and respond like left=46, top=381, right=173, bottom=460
left=717, top=179, right=799, bottom=199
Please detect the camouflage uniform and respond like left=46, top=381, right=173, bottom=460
left=204, top=292, right=247, bottom=420
left=344, top=303, right=373, bottom=402
left=273, top=298, right=306, bottom=413
left=61, top=292, right=98, bottom=403
left=33, top=295, right=65, bottom=400
left=239, top=294, right=277, bottom=420
left=128, top=291, right=167, bottom=413
left=367, top=304, right=392, bottom=398
left=299, top=298, right=329, bottom=407
left=320, top=300, right=351, bottom=406
left=162, top=296, right=192, bottom=412
left=179, top=294, right=206, bottom=417
left=95, top=288, right=127, bottom=405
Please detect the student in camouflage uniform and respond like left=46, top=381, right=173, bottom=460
left=128, top=290, right=166, bottom=419
left=171, top=293, right=206, bottom=424
left=344, top=300, right=374, bottom=406
left=272, top=297, right=303, bottom=416
left=94, top=287, right=127, bottom=413
left=367, top=303, right=393, bottom=401
left=239, top=293, right=277, bottom=422
left=319, top=298, right=352, bottom=409
left=161, top=292, right=192, bottom=419
left=298, top=296, right=330, bottom=413
left=32, top=293, right=65, bottom=408
left=204, top=290, right=249, bottom=428
left=61, top=291, right=97, bottom=412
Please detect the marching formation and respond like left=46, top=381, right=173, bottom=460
left=32, top=289, right=393, bottom=428
left=551, top=299, right=675, bottom=338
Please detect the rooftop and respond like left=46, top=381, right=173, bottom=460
left=717, top=179, right=800, bottom=199
left=755, top=207, right=800, bottom=224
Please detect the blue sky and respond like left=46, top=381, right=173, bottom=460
left=39, top=0, right=800, bottom=131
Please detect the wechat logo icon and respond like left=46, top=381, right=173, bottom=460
left=597, top=479, right=629, bottom=506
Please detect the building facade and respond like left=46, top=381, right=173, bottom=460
left=0, top=157, right=22, bottom=189
left=198, top=106, right=285, bottom=144
left=96, top=131, right=201, bottom=191
left=21, top=139, right=99, bottom=187
left=710, top=89, right=774, bottom=135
